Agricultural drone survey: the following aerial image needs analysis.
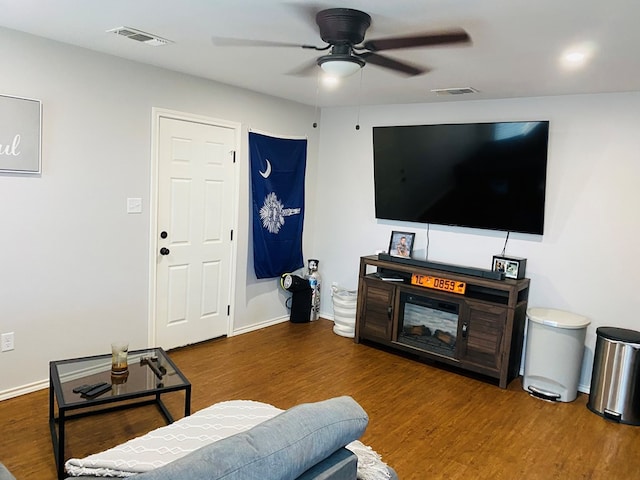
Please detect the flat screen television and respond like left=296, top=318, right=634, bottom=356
left=372, top=121, right=549, bottom=235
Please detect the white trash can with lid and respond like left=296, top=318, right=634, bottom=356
left=523, top=307, right=591, bottom=402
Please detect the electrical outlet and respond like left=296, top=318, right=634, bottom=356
left=1, top=332, right=14, bottom=352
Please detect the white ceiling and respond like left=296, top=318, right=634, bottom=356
left=1, top=0, right=638, bottom=107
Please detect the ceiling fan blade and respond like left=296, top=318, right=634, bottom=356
left=211, top=36, right=317, bottom=49
left=287, top=59, right=321, bottom=77
left=284, top=2, right=324, bottom=29
left=357, top=52, right=429, bottom=76
left=362, top=28, right=471, bottom=52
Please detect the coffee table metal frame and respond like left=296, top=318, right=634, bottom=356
left=49, top=347, right=191, bottom=480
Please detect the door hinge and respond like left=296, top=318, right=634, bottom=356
left=227, top=305, right=231, bottom=316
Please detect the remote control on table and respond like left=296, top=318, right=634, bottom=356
left=73, top=384, right=92, bottom=394
left=73, top=383, right=107, bottom=395
left=73, top=382, right=107, bottom=395
left=81, top=382, right=111, bottom=398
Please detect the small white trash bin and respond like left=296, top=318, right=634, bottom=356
left=523, top=307, right=590, bottom=402
left=331, top=286, right=357, bottom=338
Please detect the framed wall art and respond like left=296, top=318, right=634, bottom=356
left=388, top=231, right=415, bottom=258
left=0, top=94, right=42, bottom=174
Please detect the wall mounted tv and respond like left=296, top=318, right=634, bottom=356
left=372, top=121, right=549, bottom=235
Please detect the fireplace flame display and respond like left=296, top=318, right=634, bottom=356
left=398, top=294, right=459, bottom=358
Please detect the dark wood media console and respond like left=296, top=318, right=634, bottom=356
left=355, top=255, right=530, bottom=388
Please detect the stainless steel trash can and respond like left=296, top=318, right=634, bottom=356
left=523, top=308, right=590, bottom=402
left=587, top=327, right=640, bottom=425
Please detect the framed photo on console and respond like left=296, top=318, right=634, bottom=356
left=389, top=231, right=415, bottom=258
left=492, top=255, right=527, bottom=279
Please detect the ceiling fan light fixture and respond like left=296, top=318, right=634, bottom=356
left=317, top=55, right=365, bottom=78
left=321, top=75, right=340, bottom=88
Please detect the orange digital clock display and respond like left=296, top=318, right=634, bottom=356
left=410, top=273, right=466, bottom=295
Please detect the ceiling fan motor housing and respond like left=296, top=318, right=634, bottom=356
left=316, top=8, right=371, bottom=46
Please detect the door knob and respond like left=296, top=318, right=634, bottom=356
left=159, top=247, right=170, bottom=256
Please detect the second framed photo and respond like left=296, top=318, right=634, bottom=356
left=388, top=231, right=415, bottom=258
left=492, top=255, right=527, bottom=279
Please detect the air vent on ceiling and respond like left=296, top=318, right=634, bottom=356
left=107, top=26, right=173, bottom=46
left=431, top=87, right=478, bottom=96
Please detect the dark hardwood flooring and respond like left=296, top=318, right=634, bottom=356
left=1, top=319, right=639, bottom=479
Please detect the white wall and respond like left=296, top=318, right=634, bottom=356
left=2, top=26, right=639, bottom=399
left=314, top=93, right=640, bottom=391
left=0, top=27, right=318, bottom=397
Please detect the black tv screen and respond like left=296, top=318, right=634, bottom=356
left=372, top=121, right=549, bottom=234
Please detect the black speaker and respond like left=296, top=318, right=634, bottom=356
left=282, top=274, right=312, bottom=323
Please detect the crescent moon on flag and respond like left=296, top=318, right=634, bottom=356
left=259, top=159, right=272, bottom=178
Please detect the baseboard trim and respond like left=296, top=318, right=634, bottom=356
left=232, top=315, right=289, bottom=336
left=0, top=378, right=48, bottom=401
left=578, top=383, right=590, bottom=395
left=231, top=312, right=338, bottom=336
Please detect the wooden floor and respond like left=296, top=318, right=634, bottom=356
left=1, top=319, right=639, bottom=479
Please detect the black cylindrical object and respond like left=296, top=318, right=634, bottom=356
left=587, top=327, right=640, bottom=425
left=282, top=274, right=312, bottom=323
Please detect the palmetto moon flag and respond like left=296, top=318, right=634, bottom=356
left=250, top=132, right=307, bottom=279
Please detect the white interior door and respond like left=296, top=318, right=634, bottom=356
left=154, top=114, right=238, bottom=349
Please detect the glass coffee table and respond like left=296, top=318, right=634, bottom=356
left=49, top=347, right=191, bottom=480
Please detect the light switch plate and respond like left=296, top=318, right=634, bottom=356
left=1, top=332, right=14, bottom=352
left=127, top=197, right=143, bottom=214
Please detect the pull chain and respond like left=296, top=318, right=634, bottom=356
left=355, top=68, right=364, bottom=130
left=313, top=72, right=320, bottom=128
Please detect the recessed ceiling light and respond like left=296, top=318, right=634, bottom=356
left=565, top=51, right=586, bottom=63
left=560, top=42, right=595, bottom=69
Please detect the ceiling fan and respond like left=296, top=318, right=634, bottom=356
left=212, top=7, right=471, bottom=78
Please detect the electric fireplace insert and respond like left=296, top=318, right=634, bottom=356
left=397, top=292, right=460, bottom=358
